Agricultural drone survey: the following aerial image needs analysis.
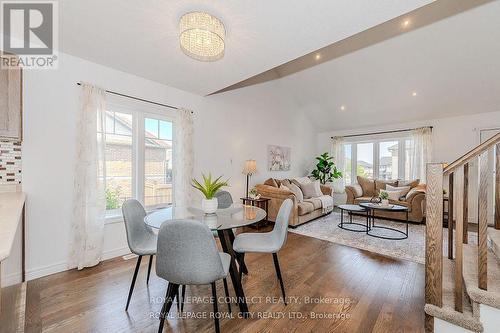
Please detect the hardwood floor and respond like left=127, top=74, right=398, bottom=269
left=23, top=232, right=425, bottom=333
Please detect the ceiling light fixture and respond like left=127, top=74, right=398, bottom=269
left=179, top=12, right=225, bottom=62
left=403, top=19, right=410, bottom=27
left=340, top=105, right=346, bottom=111
left=412, top=91, right=418, bottom=96
left=315, top=53, right=321, bottom=60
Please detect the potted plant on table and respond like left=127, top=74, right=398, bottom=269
left=379, top=190, right=390, bottom=206
left=310, top=152, right=343, bottom=185
left=191, top=173, right=229, bottom=214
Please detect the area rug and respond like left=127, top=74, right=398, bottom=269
left=289, top=211, right=476, bottom=264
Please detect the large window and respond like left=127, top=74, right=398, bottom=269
left=343, top=137, right=412, bottom=185
left=100, top=103, right=175, bottom=218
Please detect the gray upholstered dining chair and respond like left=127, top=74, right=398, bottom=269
left=156, top=219, right=231, bottom=333
left=122, top=199, right=158, bottom=311
left=232, top=198, right=293, bottom=304
left=215, top=190, right=233, bottom=209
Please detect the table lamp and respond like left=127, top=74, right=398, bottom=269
left=242, top=159, right=257, bottom=198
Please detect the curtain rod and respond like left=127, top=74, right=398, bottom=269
left=76, top=82, right=192, bottom=113
left=331, top=126, right=433, bottom=139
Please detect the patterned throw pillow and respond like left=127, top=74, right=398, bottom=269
left=263, top=178, right=278, bottom=187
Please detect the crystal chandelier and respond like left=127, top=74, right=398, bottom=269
left=179, top=12, right=225, bottom=62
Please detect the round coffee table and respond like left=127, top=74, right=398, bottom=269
left=337, top=204, right=369, bottom=232
left=359, top=202, right=409, bottom=240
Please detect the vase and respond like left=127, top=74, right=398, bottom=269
left=202, top=198, right=218, bottom=214
left=381, top=199, right=389, bottom=206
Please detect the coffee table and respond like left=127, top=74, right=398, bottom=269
left=359, top=202, right=409, bottom=240
left=337, top=204, right=369, bottom=232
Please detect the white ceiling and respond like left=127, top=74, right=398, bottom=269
left=59, top=0, right=433, bottom=96
left=278, top=0, right=500, bottom=132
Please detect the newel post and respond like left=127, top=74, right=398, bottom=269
left=425, top=163, right=444, bottom=332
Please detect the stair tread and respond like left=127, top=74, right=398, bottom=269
left=463, top=243, right=500, bottom=309
left=487, top=228, right=500, bottom=259
left=425, top=258, right=483, bottom=332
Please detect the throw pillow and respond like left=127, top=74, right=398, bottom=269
left=357, top=176, right=375, bottom=197
left=300, top=180, right=323, bottom=199
left=288, top=182, right=304, bottom=202
left=294, top=176, right=312, bottom=184
left=381, top=189, right=403, bottom=201
left=279, top=184, right=291, bottom=191
left=375, top=179, right=398, bottom=195
left=263, top=178, right=278, bottom=187
left=386, top=184, right=411, bottom=197
left=352, top=184, right=363, bottom=197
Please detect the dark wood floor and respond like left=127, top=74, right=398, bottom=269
left=23, top=232, right=425, bottom=333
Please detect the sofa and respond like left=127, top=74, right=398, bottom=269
left=345, top=176, right=426, bottom=223
left=255, top=178, right=333, bottom=227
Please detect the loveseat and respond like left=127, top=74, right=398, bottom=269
left=345, top=176, right=426, bottom=223
left=255, top=178, right=333, bottom=227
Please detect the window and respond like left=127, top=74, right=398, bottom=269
left=356, top=143, right=373, bottom=178
left=103, top=111, right=133, bottom=217
left=144, top=117, right=173, bottom=208
left=343, top=136, right=413, bottom=184
left=100, top=103, right=175, bottom=219
left=379, top=141, right=398, bottom=180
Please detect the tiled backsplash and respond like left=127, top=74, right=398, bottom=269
left=0, top=141, right=22, bottom=184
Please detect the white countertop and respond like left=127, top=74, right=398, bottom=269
left=0, top=192, right=26, bottom=262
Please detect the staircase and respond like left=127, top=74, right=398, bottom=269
left=425, top=132, right=500, bottom=333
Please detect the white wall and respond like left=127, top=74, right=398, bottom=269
left=12, top=52, right=316, bottom=282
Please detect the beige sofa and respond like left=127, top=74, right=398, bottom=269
left=345, top=176, right=426, bottom=223
left=255, top=178, right=333, bottom=227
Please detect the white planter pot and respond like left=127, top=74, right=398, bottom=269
left=381, top=199, right=389, bottom=206
left=202, top=198, right=218, bottom=214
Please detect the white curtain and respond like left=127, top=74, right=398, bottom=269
left=174, top=108, right=194, bottom=207
left=331, top=136, right=346, bottom=193
left=409, top=127, right=433, bottom=181
left=70, top=83, right=107, bottom=270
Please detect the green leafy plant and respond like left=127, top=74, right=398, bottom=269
left=106, top=187, right=122, bottom=210
left=379, top=190, right=389, bottom=200
left=310, top=152, right=342, bottom=184
left=191, top=173, right=229, bottom=199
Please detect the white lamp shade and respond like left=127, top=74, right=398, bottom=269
left=243, top=160, right=257, bottom=175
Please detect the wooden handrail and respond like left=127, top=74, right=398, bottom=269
left=444, top=132, right=500, bottom=175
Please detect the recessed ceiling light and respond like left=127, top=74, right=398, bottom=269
left=412, top=92, right=417, bottom=97
left=403, top=19, right=410, bottom=28
left=315, top=53, right=321, bottom=60
left=340, top=105, right=346, bottom=111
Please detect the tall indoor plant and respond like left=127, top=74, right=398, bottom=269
left=191, top=173, right=229, bottom=214
left=310, top=152, right=342, bottom=185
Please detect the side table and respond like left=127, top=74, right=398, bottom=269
left=240, top=197, right=270, bottom=229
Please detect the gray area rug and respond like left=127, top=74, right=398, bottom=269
left=289, top=211, right=476, bottom=264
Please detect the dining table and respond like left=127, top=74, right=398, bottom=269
left=144, top=203, right=267, bottom=316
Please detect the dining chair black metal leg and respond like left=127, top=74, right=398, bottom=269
left=272, top=253, right=287, bottom=305
left=180, top=285, right=186, bottom=312
left=147, top=255, right=153, bottom=285
left=211, top=282, right=220, bottom=333
left=228, top=230, right=248, bottom=275
left=222, top=278, right=231, bottom=313
left=158, top=283, right=179, bottom=333
left=126, top=255, right=142, bottom=311
left=176, top=288, right=181, bottom=311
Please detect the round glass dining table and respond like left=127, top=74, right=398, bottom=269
left=144, top=204, right=267, bottom=231
left=144, top=204, right=267, bottom=316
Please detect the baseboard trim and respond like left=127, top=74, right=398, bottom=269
left=24, top=247, right=131, bottom=281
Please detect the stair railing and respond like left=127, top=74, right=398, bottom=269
left=425, top=132, right=500, bottom=332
